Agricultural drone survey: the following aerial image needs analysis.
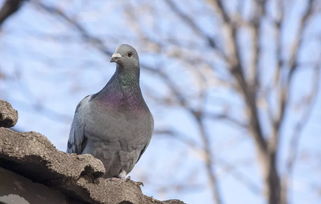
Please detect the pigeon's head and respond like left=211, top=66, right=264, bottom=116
left=110, top=44, right=139, bottom=69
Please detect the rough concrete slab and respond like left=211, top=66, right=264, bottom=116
left=0, top=100, right=18, bottom=128
left=0, top=100, right=185, bottom=204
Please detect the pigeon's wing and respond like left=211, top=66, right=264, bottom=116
left=135, top=144, right=148, bottom=163
left=135, top=113, right=154, bottom=163
left=67, top=95, right=90, bottom=154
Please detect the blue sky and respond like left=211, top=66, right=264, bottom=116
left=0, top=0, right=321, bottom=203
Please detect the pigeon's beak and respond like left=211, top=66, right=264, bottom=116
left=110, top=53, right=122, bottom=63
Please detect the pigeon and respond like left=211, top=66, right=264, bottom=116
left=67, top=44, right=154, bottom=178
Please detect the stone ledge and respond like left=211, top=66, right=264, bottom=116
left=0, top=100, right=184, bottom=204
left=0, top=100, right=18, bottom=128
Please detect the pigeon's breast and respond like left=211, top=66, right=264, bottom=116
left=84, top=97, right=153, bottom=150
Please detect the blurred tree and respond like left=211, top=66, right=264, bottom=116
left=0, top=0, right=321, bottom=204
left=0, top=0, right=25, bottom=27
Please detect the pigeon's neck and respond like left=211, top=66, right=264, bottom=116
left=112, top=65, right=142, bottom=102
left=115, top=65, right=140, bottom=87
left=92, top=65, right=144, bottom=109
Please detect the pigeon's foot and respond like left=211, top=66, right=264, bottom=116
left=118, top=170, right=127, bottom=179
left=117, top=170, right=144, bottom=186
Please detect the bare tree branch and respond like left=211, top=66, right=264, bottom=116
left=283, top=64, right=321, bottom=204
left=206, top=1, right=285, bottom=204
left=269, top=0, right=316, bottom=163
left=33, top=1, right=112, bottom=56
left=164, top=0, right=220, bottom=53
left=217, top=158, right=261, bottom=195
left=205, top=112, right=248, bottom=129
left=287, top=0, right=316, bottom=84
left=206, top=1, right=268, bottom=157
left=193, top=114, right=223, bottom=204
left=0, top=0, right=25, bottom=27
left=207, top=0, right=230, bottom=23
left=154, top=128, right=201, bottom=150
left=272, top=0, right=285, bottom=86
left=156, top=128, right=261, bottom=195
left=248, top=0, right=267, bottom=89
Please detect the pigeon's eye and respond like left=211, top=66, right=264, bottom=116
left=127, top=52, right=133, bottom=57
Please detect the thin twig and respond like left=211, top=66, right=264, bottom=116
left=0, top=0, right=25, bottom=27
left=284, top=64, right=321, bottom=204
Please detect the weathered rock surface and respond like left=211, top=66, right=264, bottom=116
left=0, top=100, right=185, bottom=204
left=0, top=100, right=17, bottom=128
left=0, top=167, right=69, bottom=204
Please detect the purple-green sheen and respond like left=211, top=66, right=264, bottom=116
left=93, top=66, right=145, bottom=111
left=67, top=44, right=154, bottom=178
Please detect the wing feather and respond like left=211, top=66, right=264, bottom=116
left=67, top=96, right=90, bottom=154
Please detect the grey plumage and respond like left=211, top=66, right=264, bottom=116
left=67, top=44, right=153, bottom=178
